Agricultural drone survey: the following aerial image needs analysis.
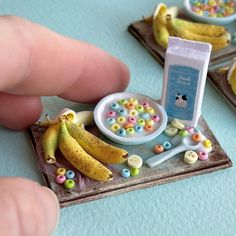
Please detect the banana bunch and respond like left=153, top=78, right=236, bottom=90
left=152, top=3, right=231, bottom=51
left=58, top=119, right=113, bottom=182
left=39, top=108, right=128, bottom=182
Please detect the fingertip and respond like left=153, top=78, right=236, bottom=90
left=35, top=186, right=60, bottom=235
left=0, top=177, right=60, bottom=236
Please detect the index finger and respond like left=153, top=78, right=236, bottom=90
left=0, top=16, right=130, bottom=102
left=0, top=16, right=130, bottom=129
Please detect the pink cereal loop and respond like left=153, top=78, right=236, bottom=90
left=141, top=101, right=149, bottom=108
left=128, top=116, right=137, bottom=124
left=106, top=111, right=116, bottom=118
left=151, top=115, right=160, bottom=122
left=198, top=151, right=208, bottom=161
left=186, top=126, right=194, bottom=133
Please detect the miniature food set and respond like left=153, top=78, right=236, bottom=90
left=29, top=3, right=234, bottom=206
left=30, top=38, right=232, bottom=207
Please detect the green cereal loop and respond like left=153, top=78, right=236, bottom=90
left=118, top=99, right=128, bottom=105
left=135, top=105, right=144, bottom=113
left=179, top=130, right=189, bottom=137
left=130, top=168, right=140, bottom=177
left=64, top=179, right=75, bottom=189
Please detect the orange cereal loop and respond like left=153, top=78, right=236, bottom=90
left=145, top=124, right=154, bottom=131
left=124, top=123, right=134, bottom=129
left=154, top=144, right=164, bottom=154
left=126, top=102, right=135, bottom=110
left=192, top=133, right=202, bottom=142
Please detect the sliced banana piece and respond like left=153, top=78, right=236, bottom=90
left=127, top=155, right=143, bottom=169
left=184, top=150, right=198, bottom=165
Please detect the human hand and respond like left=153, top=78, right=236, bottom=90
left=0, top=16, right=130, bottom=235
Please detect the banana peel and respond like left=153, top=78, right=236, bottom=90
left=227, top=58, right=236, bottom=95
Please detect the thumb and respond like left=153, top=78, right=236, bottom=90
left=0, top=177, right=59, bottom=236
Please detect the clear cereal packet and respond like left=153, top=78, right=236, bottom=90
left=161, top=37, right=212, bottom=127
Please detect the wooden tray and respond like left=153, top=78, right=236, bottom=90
left=29, top=116, right=232, bottom=208
left=208, top=65, right=236, bottom=111
left=128, top=19, right=236, bottom=67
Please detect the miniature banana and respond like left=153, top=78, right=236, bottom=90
left=42, top=123, right=59, bottom=164
left=168, top=18, right=227, bottom=37
left=152, top=3, right=170, bottom=48
left=66, top=121, right=128, bottom=164
left=227, top=57, right=236, bottom=95
left=153, top=23, right=169, bottom=49
left=58, top=119, right=113, bottom=182
left=165, top=14, right=231, bottom=51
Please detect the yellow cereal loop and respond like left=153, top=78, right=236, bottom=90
left=126, top=127, right=135, bottom=135
left=128, top=98, right=138, bottom=105
left=117, top=116, right=126, bottom=124
left=111, top=123, right=120, bottom=132
left=129, top=109, right=138, bottom=116
left=145, top=107, right=155, bottom=114
left=203, top=139, right=212, bottom=148
left=146, top=119, right=154, bottom=126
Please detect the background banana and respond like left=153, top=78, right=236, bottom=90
left=152, top=3, right=231, bottom=51
left=66, top=121, right=128, bottom=164
left=42, top=123, right=59, bottom=164
left=58, top=119, right=113, bottom=182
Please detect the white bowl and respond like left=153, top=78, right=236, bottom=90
left=94, top=92, right=168, bottom=145
left=184, top=0, right=236, bottom=25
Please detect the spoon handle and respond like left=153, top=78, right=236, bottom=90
left=145, top=143, right=187, bottom=168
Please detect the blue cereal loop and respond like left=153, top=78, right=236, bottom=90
left=66, top=170, right=75, bottom=179
left=107, top=117, right=116, bottom=125
left=134, top=125, right=143, bottom=133
left=110, top=102, right=120, bottom=110
left=118, top=108, right=127, bottom=116
left=163, top=141, right=172, bottom=150
left=141, top=113, right=150, bottom=119
left=116, top=128, right=127, bottom=136
left=121, top=168, right=130, bottom=178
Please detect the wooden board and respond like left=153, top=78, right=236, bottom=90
left=29, top=116, right=232, bottom=208
left=208, top=65, right=236, bottom=111
left=128, top=20, right=236, bottom=67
